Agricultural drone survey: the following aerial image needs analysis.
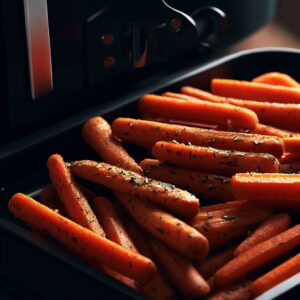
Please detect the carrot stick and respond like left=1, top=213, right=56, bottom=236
left=197, top=201, right=253, bottom=213
left=234, top=213, right=291, bottom=256
left=8, top=193, right=156, bottom=284
left=232, top=173, right=300, bottom=209
left=280, top=152, right=300, bottom=164
left=252, top=72, right=300, bottom=88
left=211, top=78, right=300, bottom=104
left=139, top=94, right=258, bottom=129
left=251, top=124, right=298, bottom=138
left=250, top=253, right=300, bottom=297
left=112, top=117, right=283, bottom=157
left=194, top=247, right=235, bottom=279
left=283, top=137, right=300, bottom=153
left=70, top=160, right=199, bottom=218
left=122, top=217, right=176, bottom=300
left=182, top=86, right=300, bottom=131
left=148, top=238, right=210, bottom=298
left=115, top=192, right=209, bottom=260
left=140, top=159, right=233, bottom=202
left=93, top=196, right=138, bottom=253
left=152, top=141, right=280, bottom=176
left=39, top=185, right=67, bottom=215
left=47, top=154, right=105, bottom=237
left=213, top=224, right=300, bottom=287
left=82, top=116, right=142, bottom=174
left=163, top=91, right=201, bottom=101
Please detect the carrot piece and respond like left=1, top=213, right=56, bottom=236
left=112, top=117, right=283, bottom=157
left=148, top=238, right=210, bottom=298
left=163, top=91, right=201, bottom=101
left=194, top=247, right=235, bottom=279
left=250, top=253, right=300, bottom=297
left=139, top=94, right=258, bottom=129
left=232, top=173, right=300, bottom=209
left=82, top=116, right=142, bottom=174
left=283, top=137, right=300, bottom=153
left=213, top=224, right=300, bottom=287
left=234, top=213, right=291, bottom=256
left=39, top=185, right=67, bottom=215
left=70, top=160, right=199, bottom=218
left=152, top=141, right=279, bottom=177
left=211, top=78, right=300, bottom=104
left=182, top=86, right=300, bottom=131
left=197, top=201, right=253, bottom=213
left=252, top=72, right=300, bottom=88
left=115, top=192, right=209, bottom=260
left=8, top=193, right=156, bottom=283
left=280, top=152, right=300, bottom=164
left=140, top=159, right=233, bottom=202
left=122, top=216, right=176, bottom=300
left=251, top=124, right=298, bottom=138
left=47, top=154, right=105, bottom=237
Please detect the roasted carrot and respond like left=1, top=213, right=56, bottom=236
left=122, top=216, right=176, bottom=300
left=250, top=253, right=300, bottom=297
left=213, top=224, right=300, bottom=287
left=196, top=201, right=253, bottom=213
left=234, top=213, right=291, bottom=256
left=163, top=91, right=200, bottom=101
left=182, top=86, right=300, bottom=131
left=148, top=238, right=210, bottom=298
left=139, top=94, right=258, bottom=129
left=194, top=247, right=235, bottom=279
left=115, top=192, right=209, bottom=260
left=112, top=117, right=283, bottom=157
left=283, top=137, right=300, bottom=153
left=212, top=78, right=300, bottom=104
left=251, top=124, right=298, bottom=138
left=140, top=159, right=233, bottom=202
left=253, top=72, right=300, bottom=88
left=152, top=141, right=280, bottom=176
left=70, top=160, right=199, bottom=218
left=8, top=193, right=156, bottom=283
left=232, top=173, right=300, bottom=209
left=280, top=152, right=300, bottom=164
left=82, top=116, right=142, bottom=174
left=93, top=196, right=138, bottom=253
left=47, top=154, right=105, bottom=236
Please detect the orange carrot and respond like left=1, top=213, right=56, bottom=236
left=234, top=213, right=291, bottom=256
left=213, top=224, right=300, bottom=287
left=196, top=201, right=253, bottom=213
left=47, top=154, right=105, bottom=236
left=8, top=193, right=156, bottom=283
left=163, top=91, right=200, bottom=101
left=253, top=72, right=300, bottom=88
left=251, top=124, right=298, bottom=138
left=211, top=78, right=300, bottom=104
left=280, top=152, right=300, bottom=164
left=232, top=173, right=300, bottom=209
left=139, top=94, right=258, bottom=129
left=283, top=137, right=300, bottom=153
left=194, top=247, right=235, bottom=279
left=140, top=159, right=233, bottom=202
left=70, top=160, right=199, bottom=218
left=152, top=141, right=280, bottom=176
left=93, top=196, right=138, bottom=253
left=250, top=253, right=300, bottom=297
left=148, top=238, right=210, bottom=298
left=112, top=118, right=283, bottom=158
left=182, top=86, right=300, bottom=131
left=82, top=116, right=142, bottom=174
left=115, top=192, right=209, bottom=260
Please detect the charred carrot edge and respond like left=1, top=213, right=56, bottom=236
left=251, top=124, right=298, bottom=138
left=253, top=72, right=300, bottom=88
left=122, top=215, right=176, bottom=300
left=232, top=173, right=300, bottom=208
left=8, top=193, right=156, bottom=284
left=93, top=196, right=138, bottom=253
left=148, top=238, right=210, bottom=298
left=70, top=160, right=199, bottom=219
left=139, top=94, right=258, bottom=129
left=182, top=86, right=300, bottom=131
left=115, top=192, right=209, bottom=260
left=211, top=78, right=300, bottom=104
left=234, top=213, right=291, bottom=256
left=250, top=253, right=300, bottom=297
left=194, top=247, right=235, bottom=279
left=283, top=137, right=300, bottom=153
left=82, top=116, right=142, bottom=174
left=112, top=117, right=284, bottom=158
left=152, top=141, right=280, bottom=177
left=214, top=224, right=300, bottom=287
left=280, top=152, right=300, bottom=164
left=47, top=154, right=105, bottom=236
left=140, top=159, right=233, bottom=202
